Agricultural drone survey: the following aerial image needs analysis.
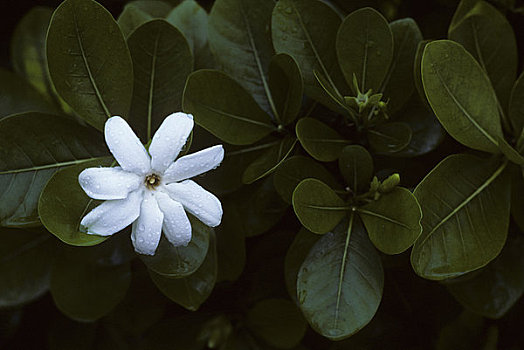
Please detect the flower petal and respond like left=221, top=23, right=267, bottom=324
left=163, top=145, right=224, bottom=183
left=164, top=180, right=222, bottom=227
left=80, top=189, right=144, bottom=236
left=131, top=192, right=163, bottom=255
left=149, top=112, right=194, bottom=173
left=78, top=166, right=142, bottom=200
left=105, top=116, right=151, bottom=175
left=155, top=191, right=192, bottom=247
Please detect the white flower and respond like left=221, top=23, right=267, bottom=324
left=78, top=112, right=224, bottom=256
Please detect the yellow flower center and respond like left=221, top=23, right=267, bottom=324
left=145, top=173, right=161, bottom=190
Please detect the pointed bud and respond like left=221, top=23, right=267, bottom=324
left=378, top=173, right=400, bottom=193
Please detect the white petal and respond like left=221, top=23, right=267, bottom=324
left=80, top=189, right=143, bottom=236
left=163, top=145, right=224, bottom=183
left=149, top=112, right=194, bottom=173
left=164, top=180, right=222, bottom=227
left=155, top=191, right=192, bottom=247
left=131, top=192, right=163, bottom=255
left=105, top=116, right=151, bottom=175
left=78, top=166, right=142, bottom=200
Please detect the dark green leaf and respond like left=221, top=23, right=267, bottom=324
left=297, top=218, right=384, bottom=340
left=497, top=137, right=524, bottom=165
left=292, top=178, right=347, bottom=234
left=295, top=117, right=350, bottom=162
left=47, top=0, right=134, bottom=131
left=367, top=122, right=412, bottom=153
left=0, top=229, right=55, bottom=307
left=117, top=0, right=173, bottom=37
left=436, top=311, right=487, bottom=350
left=449, top=0, right=480, bottom=31
left=127, top=19, right=193, bottom=142
left=413, top=39, right=432, bottom=108
left=511, top=165, right=524, bottom=232
left=208, top=0, right=275, bottom=116
left=411, top=154, right=510, bottom=280
left=140, top=216, right=210, bottom=277
left=242, top=136, right=297, bottom=184
left=183, top=69, right=276, bottom=145
left=246, top=298, right=307, bottom=349
left=216, top=203, right=246, bottom=282
left=338, top=145, right=373, bottom=193
left=359, top=187, right=422, bottom=254
left=149, top=231, right=217, bottom=311
left=269, top=54, right=304, bottom=125
left=448, top=1, right=517, bottom=108
left=337, top=7, right=394, bottom=93
left=0, top=113, right=108, bottom=228
left=509, top=70, right=524, bottom=136
left=39, top=158, right=112, bottom=246
left=274, top=155, right=341, bottom=204
left=421, top=40, right=503, bottom=153
left=446, top=235, right=524, bottom=319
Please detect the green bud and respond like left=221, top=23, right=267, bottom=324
left=378, top=173, right=400, bottom=193
left=370, top=176, right=380, bottom=192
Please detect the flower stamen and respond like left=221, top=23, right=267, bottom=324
left=145, top=173, right=161, bottom=190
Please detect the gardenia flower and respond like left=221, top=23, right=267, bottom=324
left=78, top=112, right=224, bottom=256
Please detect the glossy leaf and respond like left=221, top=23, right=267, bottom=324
left=509, top=70, right=524, bottom=136
left=295, top=117, right=350, bottom=162
left=0, top=229, right=55, bottom=307
left=274, top=155, right=341, bottom=204
left=183, top=69, right=276, bottom=145
left=292, top=178, right=347, bottom=234
left=208, top=0, right=275, bottom=115
left=338, top=145, right=373, bottom=193
left=47, top=0, right=134, bottom=131
left=413, top=39, right=431, bottom=107
left=337, top=7, right=394, bottom=93
left=297, top=218, right=384, bottom=340
left=0, top=113, right=108, bottom=228
left=140, top=216, right=210, bottom=277
left=242, top=136, right=297, bottom=184
left=448, top=1, right=517, bottom=108
left=127, top=19, right=193, bottom=142
left=359, top=187, right=422, bottom=254
left=269, top=54, right=304, bottom=125
left=367, top=122, right=412, bottom=153
left=149, top=231, right=217, bottom=311
left=446, top=235, right=524, bottom=319
left=421, top=40, right=503, bottom=153
left=412, top=154, right=510, bottom=280
left=382, top=18, right=423, bottom=112
left=246, top=298, right=307, bottom=349
left=39, top=158, right=111, bottom=246
left=117, top=0, right=173, bottom=37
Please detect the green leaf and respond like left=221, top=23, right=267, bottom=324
left=510, top=165, right=524, bottom=233
left=0, top=113, right=108, bottom=228
left=140, top=216, right=210, bottom=277
left=367, top=122, right=412, bottom=153
left=446, top=235, right=524, bottom=319
left=381, top=18, right=423, bottom=112
left=246, top=298, right=307, bottom=349
left=117, top=0, right=173, bottom=37
left=338, top=145, right=373, bottom=193
left=51, top=257, right=131, bottom=321
left=149, top=231, right=217, bottom=311
left=449, top=0, right=480, bottom=31
left=509, top=70, right=524, bottom=136
left=0, top=229, right=55, bottom=307
left=208, top=0, right=276, bottom=116
left=295, top=117, right=350, bottom=162
left=47, top=0, right=134, bottom=131
left=496, top=137, right=524, bottom=165
left=215, top=203, right=246, bottom=282
left=297, top=217, right=384, bottom=340
left=272, top=0, right=347, bottom=110
left=39, top=158, right=112, bottom=247
left=358, top=187, right=422, bottom=254
left=269, top=54, right=304, bottom=126
left=436, top=311, right=487, bottom=350
left=274, top=155, right=341, bottom=204
left=292, top=178, right=347, bottom=234
left=448, top=1, right=517, bottom=108
left=183, top=69, right=276, bottom=145
left=421, top=40, right=503, bottom=153
left=127, top=19, right=193, bottom=142
left=336, top=7, right=394, bottom=93
left=284, top=228, right=320, bottom=302
left=413, top=39, right=431, bottom=108
left=411, top=154, right=510, bottom=280
left=242, top=136, right=297, bottom=184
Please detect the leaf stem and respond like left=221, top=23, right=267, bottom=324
left=335, top=210, right=355, bottom=327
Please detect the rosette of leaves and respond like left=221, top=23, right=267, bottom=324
left=284, top=145, right=422, bottom=340
left=271, top=0, right=444, bottom=159
left=411, top=0, right=524, bottom=282
left=0, top=0, right=218, bottom=319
